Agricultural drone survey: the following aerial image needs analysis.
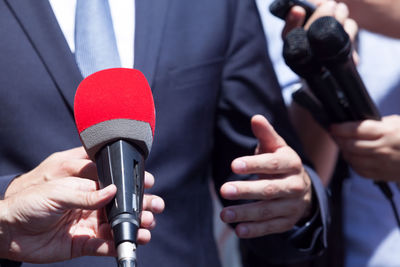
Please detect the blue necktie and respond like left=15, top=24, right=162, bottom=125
left=75, top=0, right=121, bottom=77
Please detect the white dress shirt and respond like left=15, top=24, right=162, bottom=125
left=49, top=0, right=135, bottom=68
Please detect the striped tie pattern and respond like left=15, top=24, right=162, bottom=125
left=75, top=0, right=121, bottom=77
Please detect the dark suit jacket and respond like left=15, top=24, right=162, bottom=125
left=0, top=0, right=328, bottom=266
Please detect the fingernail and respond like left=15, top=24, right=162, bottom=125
left=223, top=184, right=237, bottom=197
left=237, top=225, right=249, bottom=237
left=222, top=209, right=236, bottom=222
left=232, top=160, right=246, bottom=172
left=151, top=198, right=164, bottom=211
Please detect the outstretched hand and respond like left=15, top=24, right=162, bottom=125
left=220, top=115, right=312, bottom=238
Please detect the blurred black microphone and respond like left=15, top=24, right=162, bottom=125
left=307, top=16, right=400, bottom=227
left=283, top=28, right=351, bottom=123
left=307, top=16, right=380, bottom=120
left=269, top=0, right=316, bottom=21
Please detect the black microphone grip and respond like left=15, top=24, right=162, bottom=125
left=96, top=140, right=145, bottom=264
left=306, top=17, right=400, bottom=227
left=305, top=70, right=353, bottom=122
left=324, top=58, right=380, bottom=120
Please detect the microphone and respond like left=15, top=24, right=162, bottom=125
left=283, top=27, right=351, bottom=123
left=269, top=0, right=316, bottom=21
left=307, top=16, right=380, bottom=120
left=74, top=68, right=155, bottom=267
left=307, top=17, right=400, bottom=227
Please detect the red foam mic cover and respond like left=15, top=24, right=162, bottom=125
left=74, top=68, right=155, bottom=134
left=74, top=68, right=155, bottom=159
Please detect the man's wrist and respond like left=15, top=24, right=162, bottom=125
left=0, top=199, right=11, bottom=259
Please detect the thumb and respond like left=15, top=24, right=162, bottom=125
left=251, top=115, right=287, bottom=153
left=58, top=183, right=117, bottom=211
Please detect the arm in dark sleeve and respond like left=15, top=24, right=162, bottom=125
left=212, top=0, right=329, bottom=263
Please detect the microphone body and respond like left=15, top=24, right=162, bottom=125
left=321, top=58, right=380, bottom=120
left=96, top=140, right=144, bottom=266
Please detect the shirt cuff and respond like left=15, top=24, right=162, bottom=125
left=289, top=165, right=329, bottom=253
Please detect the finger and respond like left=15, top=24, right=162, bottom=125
left=140, top=210, right=156, bottom=230
left=344, top=18, right=358, bottom=43
left=282, top=6, right=306, bottom=37
left=234, top=217, right=296, bottom=238
left=80, top=239, right=117, bottom=257
left=57, top=158, right=98, bottom=180
left=71, top=159, right=98, bottom=180
left=220, top=199, right=303, bottom=224
left=60, top=146, right=89, bottom=160
left=331, top=120, right=383, bottom=140
left=335, top=137, right=382, bottom=155
left=251, top=115, right=287, bottom=153
left=232, top=147, right=301, bottom=175
left=220, top=176, right=306, bottom=201
left=59, top=183, right=117, bottom=210
left=142, top=194, right=165, bottom=214
left=144, top=171, right=155, bottom=189
left=333, top=2, right=349, bottom=25
left=304, top=1, right=337, bottom=29
left=137, top=229, right=151, bottom=245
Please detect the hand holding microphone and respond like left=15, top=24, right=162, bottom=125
left=0, top=147, right=162, bottom=264
left=287, top=15, right=400, bottom=226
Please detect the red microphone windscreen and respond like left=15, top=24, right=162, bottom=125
left=74, top=68, right=155, bottom=159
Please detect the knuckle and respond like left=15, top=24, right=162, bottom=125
left=269, top=159, right=280, bottom=172
left=259, top=205, right=272, bottom=220
left=290, top=179, right=306, bottom=196
left=290, top=157, right=302, bottom=171
left=262, top=183, right=277, bottom=198
left=84, top=191, right=96, bottom=207
left=59, top=159, right=75, bottom=175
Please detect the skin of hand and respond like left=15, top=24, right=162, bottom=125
left=330, top=115, right=400, bottom=182
left=0, top=147, right=165, bottom=263
left=283, top=0, right=357, bottom=37
left=341, top=0, right=400, bottom=38
left=219, top=115, right=313, bottom=239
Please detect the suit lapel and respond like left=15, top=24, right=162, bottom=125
left=134, top=0, right=170, bottom=88
left=5, top=0, right=82, bottom=113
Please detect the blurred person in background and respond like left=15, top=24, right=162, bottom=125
left=257, top=0, right=400, bottom=266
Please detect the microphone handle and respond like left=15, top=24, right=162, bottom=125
left=96, top=140, right=145, bottom=265
left=325, top=59, right=381, bottom=120
left=305, top=70, right=353, bottom=123
left=324, top=58, right=400, bottom=225
left=292, top=87, right=331, bottom=129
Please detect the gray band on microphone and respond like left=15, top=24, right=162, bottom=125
left=79, top=118, right=153, bottom=160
